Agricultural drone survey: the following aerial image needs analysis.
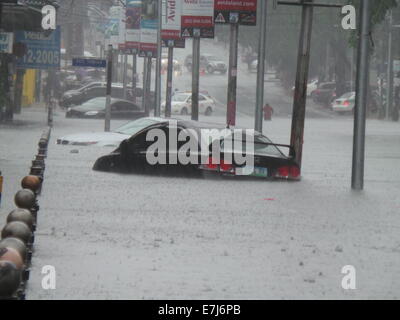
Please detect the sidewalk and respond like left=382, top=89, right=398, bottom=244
left=0, top=110, right=49, bottom=219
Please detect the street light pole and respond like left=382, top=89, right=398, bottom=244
left=165, top=42, right=174, bottom=118
left=386, top=10, right=394, bottom=120
left=255, top=0, right=268, bottom=132
left=191, top=35, right=201, bottom=121
left=105, top=44, right=113, bottom=132
left=154, top=0, right=162, bottom=117
left=226, top=22, right=239, bottom=126
left=351, top=0, right=372, bottom=191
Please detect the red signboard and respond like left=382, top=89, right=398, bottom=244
left=214, top=0, right=257, bottom=25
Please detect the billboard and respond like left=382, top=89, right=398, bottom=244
left=106, top=6, right=124, bottom=49
left=126, top=0, right=142, bottom=53
left=161, top=0, right=182, bottom=40
left=118, top=6, right=126, bottom=51
left=15, top=27, right=61, bottom=70
left=181, top=0, right=215, bottom=38
left=214, top=0, right=257, bottom=25
left=139, top=0, right=158, bottom=57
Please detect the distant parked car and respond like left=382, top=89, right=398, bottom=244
left=66, top=97, right=145, bottom=119
left=161, top=53, right=182, bottom=73
left=184, top=54, right=227, bottom=74
left=60, top=83, right=154, bottom=108
left=291, top=79, right=318, bottom=97
left=160, top=92, right=216, bottom=116
left=311, top=82, right=336, bottom=105
left=331, top=92, right=355, bottom=113
left=311, top=82, right=352, bottom=106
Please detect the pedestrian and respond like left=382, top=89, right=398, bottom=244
left=263, top=103, right=273, bottom=121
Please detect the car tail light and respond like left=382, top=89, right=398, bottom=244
left=289, top=166, right=301, bottom=179
left=220, top=160, right=235, bottom=173
left=343, top=100, right=350, bottom=106
left=275, top=166, right=301, bottom=180
left=205, top=157, right=219, bottom=171
left=276, top=166, right=290, bottom=178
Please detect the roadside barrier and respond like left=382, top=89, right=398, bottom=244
left=0, top=127, right=51, bottom=300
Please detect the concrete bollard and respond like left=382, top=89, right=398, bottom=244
left=0, top=238, right=27, bottom=262
left=0, top=247, right=24, bottom=270
left=7, top=209, right=34, bottom=231
left=0, top=261, right=21, bottom=299
left=21, top=176, right=41, bottom=194
left=14, top=189, right=36, bottom=210
left=1, top=222, right=32, bottom=245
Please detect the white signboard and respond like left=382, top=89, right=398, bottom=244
left=0, top=32, right=13, bottom=54
left=181, top=0, right=215, bottom=38
left=161, top=0, right=182, bottom=40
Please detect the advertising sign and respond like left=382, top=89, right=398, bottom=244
left=107, top=6, right=124, bottom=49
left=161, top=0, right=182, bottom=40
left=118, top=6, right=126, bottom=51
left=105, top=18, right=119, bottom=48
left=181, top=0, right=215, bottom=38
left=0, top=32, right=13, bottom=54
left=214, top=0, right=257, bottom=25
left=126, top=0, right=142, bottom=53
left=15, top=27, right=61, bottom=69
left=139, top=0, right=158, bottom=58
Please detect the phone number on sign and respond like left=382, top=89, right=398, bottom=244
left=22, top=49, right=60, bottom=66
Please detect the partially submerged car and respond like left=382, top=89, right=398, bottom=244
left=65, top=97, right=145, bottom=119
left=93, top=118, right=301, bottom=180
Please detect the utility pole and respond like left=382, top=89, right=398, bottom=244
left=142, top=58, right=148, bottom=113
left=226, top=22, right=239, bottom=126
left=154, top=0, right=162, bottom=116
left=191, top=35, right=200, bottom=121
left=288, top=0, right=314, bottom=168
left=145, top=57, right=152, bottom=116
left=278, top=0, right=341, bottom=169
left=105, top=44, right=113, bottom=132
left=13, top=69, right=25, bottom=115
left=351, top=0, right=371, bottom=191
left=165, top=41, right=174, bottom=118
left=122, top=53, right=128, bottom=99
left=132, top=52, right=137, bottom=104
left=255, top=0, right=268, bottom=132
left=386, top=10, right=394, bottom=120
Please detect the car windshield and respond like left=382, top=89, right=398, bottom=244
left=172, top=94, right=189, bottom=102
left=340, top=92, right=355, bottom=99
left=115, top=118, right=160, bottom=136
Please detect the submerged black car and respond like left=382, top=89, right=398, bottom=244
left=93, top=118, right=300, bottom=180
left=66, top=97, right=146, bottom=119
